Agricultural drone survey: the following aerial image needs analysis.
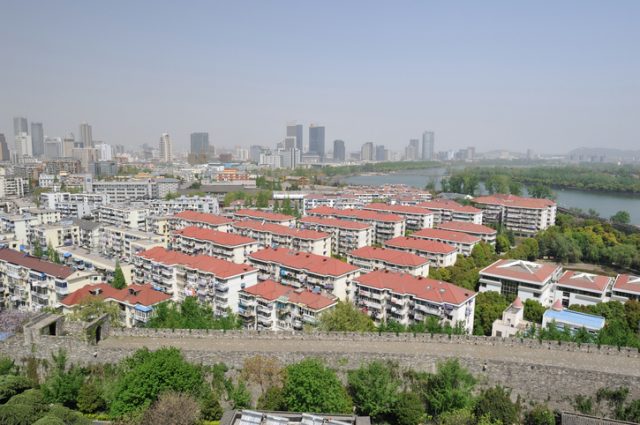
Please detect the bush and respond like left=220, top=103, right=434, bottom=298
left=46, top=405, right=91, bottom=425
left=42, top=350, right=85, bottom=408
left=0, top=374, right=32, bottom=403
left=32, top=416, right=66, bottom=425
left=200, top=389, right=224, bottom=421
left=257, top=386, right=286, bottom=411
left=524, top=404, right=555, bottom=425
left=392, top=391, right=425, bottom=425
left=141, top=392, right=202, bottom=425
left=0, top=403, right=43, bottom=425
left=474, top=386, right=520, bottom=425
left=0, top=357, right=16, bottom=375
left=77, top=380, right=106, bottom=413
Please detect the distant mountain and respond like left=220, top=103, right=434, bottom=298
left=567, top=147, right=640, bottom=163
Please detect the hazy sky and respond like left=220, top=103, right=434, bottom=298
left=1, top=1, right=638, bottom=154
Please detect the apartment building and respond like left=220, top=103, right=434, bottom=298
left=238, top=280, right=337, bottom=331
left=149, top=195, right=220, bottom=216
left=362, top=203, right=434, bottom=232
left=554, top=271, right=613, bottom=307
left=134, top=247, right=258, bottom=314
left=479, top=259, right=563, bottom=305
left=611, top=274, right=640, bottom=302
left=302, top=194, right=363, bottom=214
left=472, top=194, right=556, bottom=236
left=167, top=210, right=233, bottom=232
left=57, top=245, right=135, bottom=284
left=298, top=216, right=373, bottom=257
left=247, top=248, right=361, bottom=301
left=74, top=219, right=104, bottom=249
left=0, top=175, right=28, bottom=198
left=0, top=210, right=61, bottom=245
left=91, top=178, right=179, bottom=202
left=411, top=228, right=480, bottom=257
left=354, top=270, right=476, bottom=333
left=435, top=221, right=497, bottom=245
left=384, top=236, right=457, bottom=268
left=417, top=200, right=483, bottom=224
left=232, top=220, right=331, bottom=256
left=171, top=226, right=259, bottom=264
left=96, top=204, right=149, bottom=230
left=30, top=221, right=80, bottom=249
left=0, top=248, right=99, bottom=311
left=233, top=209, right=296, bottom=227
left=40, top=192, right=108, bottom=219
left=61, top=283, right=171, bottom=328
left=347, top=246, right=429, bottom=277
left=306, top=207, right=405, bottom=244
left=99, top=226, right=166, bottom=262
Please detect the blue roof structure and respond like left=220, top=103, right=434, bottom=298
left=543, top=309, right=605, bottom=331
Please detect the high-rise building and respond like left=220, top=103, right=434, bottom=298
left=0, top=134, right=9, bottom=161
left=421, top=131, right=435, bottom=161
left=284, top=136, right=296, bottom=150
left=159, top=133, right=172, bottom=162
left=13, top=117, right=28, bottom=136
left=375, top=145, right=388, bottom=161
left=249, top=145, right=264, bottom=163
left=309, top=124, right=325, bottom=160
left=333, top=140, right=346, bottom=162
left=62, top=138, right=75, bottom=157
left=30, top=122, right=44, bottom=157
left=190, top=132, right=210, bottom=154
left=96, top=143, right=113, bottom=161
left=15, top=132, right=32, bottom=158
left=286, top=123, right=304, bottom=151
left=409, top=139, right=420, bottom=159
left=80, top=123, right=93, bottom=148
left=44, top=137, right=63, bottom=159
left=360, top=142, right=374, bottom=161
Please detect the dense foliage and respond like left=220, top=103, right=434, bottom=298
left=146, top=296, right=243, bottom=330
left=430, top=243, right=498, bottom=291
left=318, top=301, right=376, bottom=332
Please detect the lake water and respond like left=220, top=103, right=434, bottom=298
left=341, top=169, right=640, bottom=225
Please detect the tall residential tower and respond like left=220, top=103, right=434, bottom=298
left=159, top=133, right=172, bottom=163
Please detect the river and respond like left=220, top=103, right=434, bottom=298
left=340, top=169, right=640, bottom=225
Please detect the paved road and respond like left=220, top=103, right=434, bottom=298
left=100, top=336, right=640, bottom=377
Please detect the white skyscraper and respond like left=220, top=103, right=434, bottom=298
left=15, top=132, right=32, bottom=158
left=159, top=133, right=172, bottom=162
left=95, top=143, right=113, bottom=161
left=421, top=131, right=435, bottom=161
left=80, top=123, right=93, bottom=148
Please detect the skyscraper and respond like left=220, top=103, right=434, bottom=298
left=360, top=142, right=374, bottom=161
left=309, top=124, right=325, bottom=160
left=286, top=123, right=304, bottom=151
left=13, top=117, right=28, bottom=136
left=284, top=136, right=296, bottom=149
left=0, top=134, right=9, bottom=162
left=409, top=139, right=420, bottom=160
left=190, top=132, right=210, bottom=154
left=44, top=137, right=63, bottom=159
left=422, top=131, right=435, bottom=161
left=31, top=122, right=44, bottom=157
left=375, top=145, right=388, bottom=161
left=159, top=133, right=172, bottom=162
left=80, top=123, right=93, bottom=148
left=15, top=132, right=32, bottom=158
left=333, top=140, right=346, bottom=162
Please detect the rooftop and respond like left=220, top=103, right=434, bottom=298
left=299, top=216, right=372, bottom=231
left=384, top=236, right=457, bottom=254
left=234, top=209, right=295, bottom=222
left=233, top=219, right=329, bottom=240
left=480, top=259, right=560, bottom=284
left=356, top=270, right=475, bottom=306
left=436, top=221, right=497, bottom=235
left=348, top=246, right=429, bottom=267
left=61, top=283, right=171, bottom=308
left=249, top=248, right=360, bottom=277
left=613, top=274, right=640, bottom=295
left=172, top=210, right=233, bottom=226
left=363, top=202, right=435, bottom=215
left=417, top=199, right=481, bottom=214
left=242, top=280, right=337, bottom=310
left=174, top=226, right=257, bottom=247
left=557, top=271, right=612, bottom=294
left=138, top=247, right=255, bottom=278
left=308, top=206, right=404, bottom=223
left=473, top=194, right=556, bottom=209
left=411, top=228, right=480, bottom=244
left=543, top=308, right=605, bottom=331
left=220, top=410, right=370, bottom=425
left=0, top=248, right=74, bottom=279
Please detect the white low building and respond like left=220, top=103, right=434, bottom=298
left=554, top=271, right=613, bottom=307
left=384, top=236, right=457, bottom=268
left=347, top=246, right=429, bottom=277
left=411, top=228, right=480, bottom=257
left=167, top=210, right=233, bottom=232
left=171, top=226, right=260, bottom=264
left=232, top=220, right=331, bottom=256
left=299, top=216, right=372, bottom=257
left=362, top=203, right=434, bottom=232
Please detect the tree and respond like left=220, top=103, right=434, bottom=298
left=318, top=301, right=375, bottom=332
left=282, top=358, right=352, bottom=414
left=229, top=380, right=252, bottom=409
left=240, top=355, right=283, bottom=394
left=474, top=386, right=520, bottom=425
left=77, top=380, right=105, bottom=413
left=70, top=297, right=121, bottom=326
left=610, top=211, right=631, bottom=225
left=0, top=375, right=32, bottom=403
left=200, top=389, right=224, bottom=421
left=523, top=299, right=545, bottom=324
left=529, top=184, right=554, bottom=199
left=141, top=392, right=201, bottom=425
left=524, top=404, right=555, bottom=425
left=439, top=408, right=476, bottom=425
left=348, top=360, right=401, bottom=420
left=473, top=291, right=509, bottom=336
left=257, top=386, right=286, bottom=411
left=33, top=240, right=43, bottom=258
left=112, top=260, right=127, bottom=289
left=495, top=235, right=510, bottom=254
left=46, top=242, right=61, bottom=264
left=393, top=391, right=425, bottom=425
left=41, top=350, right=84, bottom=408
left=110, top=348, right=204, bottom=417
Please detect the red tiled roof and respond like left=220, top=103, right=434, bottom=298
left=174, top=226, right=257, bottom=247
left=557, top=271, right=611, bottom=294
left=172, top=211, right=233, bottom=226
left=473, top=194, right=555, bottom=209
left=480, top=259, right=560, bottom=284
left=363, top=203, right=434, bottom=216
left=0, top=248, right=74, bottom=279
left=411, top=228, right=480, bottom=244
left=385, top=237, right=457, bottom=254
left=138, top=247, right=255, bottom=278
left=242, top=280, right=337, bottom=310
left=61, top=283, right=171, bottom=307
left=436, top=221, right=497, bottom=235
left=417, top=200, right=481, bottom=214
left=249, top=248, right=360, bottom=277
left=348, top=246, right=429, bottom=267
left=299, top=216, right=372, bottom=230
left=307, top=207, right=404, bottom=223
left=233, top=220, right=329, bottom=240
left=355, top=270, right=475, bottom=305
left=234, top=209, right=295, bottom=222
left=613, top=274, right=640, bottom=295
